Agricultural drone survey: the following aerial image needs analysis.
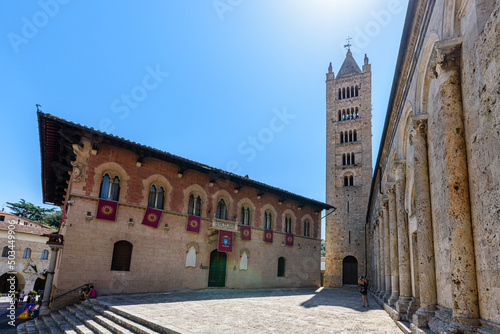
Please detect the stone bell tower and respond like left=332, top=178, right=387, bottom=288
left=324, top=48, right=372, bottom=287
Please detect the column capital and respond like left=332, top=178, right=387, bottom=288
left=393, top=160, right=406, bottom=171
left=385, top=183, right=396, bottom=195
left=412, top=117, right=428, bottom=136
left=430, top=38, right=462, bottom=78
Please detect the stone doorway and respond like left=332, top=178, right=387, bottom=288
left=208, top=250, right=227, bottom=287
left=342, top=256, right=358, bottom=285
left=0, top=272, right=25, bottom=292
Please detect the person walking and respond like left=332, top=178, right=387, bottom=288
left=358, top=276, right=370, bottom=307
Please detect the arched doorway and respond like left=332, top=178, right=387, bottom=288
left=0, top=272, right=25, bottom=293
left=208, top=250, right=226, bottom=287
left=342, top=256, right=358, bottom=285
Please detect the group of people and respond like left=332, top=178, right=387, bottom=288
left=13, top=290, right=43, bottom=308
left=78, top=284, right=97, bottom=301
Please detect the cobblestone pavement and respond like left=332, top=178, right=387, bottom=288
left=96, top=287, right=402, bottom=333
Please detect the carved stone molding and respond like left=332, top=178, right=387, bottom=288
left=429, top=38, right=463, bottom=78
left=71, top=161, right=86, bottom=183
left=186, top=242, right=199, bottom=253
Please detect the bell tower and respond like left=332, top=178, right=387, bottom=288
left=324, top=47, right=372, bottom=287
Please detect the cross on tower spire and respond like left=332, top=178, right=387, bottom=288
left=344, top=36, right=352, bottom=50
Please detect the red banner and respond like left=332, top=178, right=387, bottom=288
left=240, top=225, right=251, bottom=241
left=218, top=230, right=233, bottom=252
left=285, top=233, right=294, bottom=246
left=96, top=199, right=118, bottom=221
left=264, top=229, right=273, bottom=243
left=186, top=215, right=201, bottom=233
left=142, top=207, right=162, bottom=228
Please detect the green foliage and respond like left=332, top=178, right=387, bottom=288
left=321, top=239, right=325, bottom=257
left=6, top=199, right=60, bottom=229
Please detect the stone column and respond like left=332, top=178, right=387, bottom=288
left=372, top=222, right=378, bottom=293
left=378, top=210, right=386, bottom=298
left=412, top=117, right=437, bottom=328
left=431, top=39, right=479, bottom=331
left=382, top=198, right=392, bottom=302
left=376, top=220, right=382, bottom=294
left=394, top=161, right=412, bottom=314
left=40, top=245, right=61, bottom=316
left=386, top=184, right=399, bottom=306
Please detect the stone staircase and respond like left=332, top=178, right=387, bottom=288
left=16, top=299, right=174, bottom=334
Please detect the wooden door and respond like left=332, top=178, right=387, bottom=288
left=208, top=250, right=227, bottom=287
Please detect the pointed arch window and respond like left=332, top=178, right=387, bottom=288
left=303, top=219, right=311, bottom=237
left=216, top=199, right=227, bottom=220
left=100, top=173, right=120, bottom=201
left=284, top=215, right=292, bottom=233
left=148, top=184, right=164, bottom=210
left=240, top=206, right=251, bottom=225
left=264, top=210, right=273, bottom=229
left=188, top=194, right=202, bottom=216
left=23, top=248, right=31, bottom=259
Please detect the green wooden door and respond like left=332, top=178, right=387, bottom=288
left=208, top=250, right=226, bottom=287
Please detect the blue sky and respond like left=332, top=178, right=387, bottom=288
left=0, top=1, right=408, bottom=237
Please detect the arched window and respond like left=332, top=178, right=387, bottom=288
left=346, top=110, right=350, bottom=120
left=41, top=250, right=49, bottom=260
left=277, top=257, right=286, bottom=277
left=344, top=176, right=349, bottom=187
left=350, top=175, right=354, bottom=186
left=100, top=174, right=120, bottom=201
left=347, top=153, right=351, bottom=165
left=111, top=240, right=133, bottom=271
left=1, top=246, right=8, bottom=257
left=340, top=131, right=344, bottom=144
left=338, top=110, right=342, bottom=121
left=342, top=110, right=346, bottom=120
left=352, top=153, right=355, bottom=164
left=303, top=219, right=310, bottom=237
left=338, top=88, right=342, bottom=100
left=351, top=108, right=355, bottom=119
left=342, top=154, right=346, bottom=166
left=351, top=86, right=354, bottom=97
left=355, top=85, right=359, bottom=96
left=344, top=132, right=348, bottom=143
left=264, top=210, right=273, bottom=229
left=354, top=130, right=357, bottom=142
left=23, top=248, right=31, bottom=259
left=188, top=194, right=202, bottom=216
left=342, top=87, right=346, bottom=99
left=148, top=184, right=164, bottom=210
left=347, top=86, right=350, bottom=98
left=284, top=215, right=292, bottom=233
left=240, top=206, right=251, bottom=225
left=349, top=130, right=353, bottom=142
left=356, top=107, right=359, bottom=118
left=216, top=199, right=227, bottom=220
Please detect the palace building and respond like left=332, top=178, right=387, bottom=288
left=365, top=0, right=500, bottom=333
left=38, top=112, right=332, bottom=299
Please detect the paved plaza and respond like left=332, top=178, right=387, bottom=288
left=94, top=287, right=402, bottom=333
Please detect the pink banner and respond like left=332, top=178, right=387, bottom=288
left=142, top=207, right=162, bottom=228
left=186, top=215, right=201, bottom=233
left=264, top=229, right=273, bottom=243
left=218, top=230, right=233, bottom=252
left=240, top=225, right=251, bottom=241
left=285, top=233, right=294, bottom=246
left=96, top=199, right=118, bottom=221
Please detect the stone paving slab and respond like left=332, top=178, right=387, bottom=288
left=95, top=287, right=403, bottom=334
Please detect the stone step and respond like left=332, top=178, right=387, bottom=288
left=16, top=323, right=28, bottom=334
left=67, top=305, right=113, bottom=334
left=25, top=321, right=38, bottom=334
left=87, top=300, right=162, bottom=334
left=75, top=302, right=135, bottom=334
left=58, top=308, right=95, bottom=334
left=34, top=318, right=50, bottom=333
left=51, top=311, right=85, bottom=334
left=42, top=315, right=65, bottom=334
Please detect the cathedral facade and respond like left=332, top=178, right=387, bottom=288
left=366, top=0, right=500, bottom=333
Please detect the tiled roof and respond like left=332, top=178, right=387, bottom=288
left=0, top=221, right=57, bottom=236
left=337, top=50, right=362, bottom=78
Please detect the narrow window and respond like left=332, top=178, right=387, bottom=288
left=99, top=174, right=110, bottom=199
left=355, top=85, right=359, bottom=96
left=148, top=185, right=165, bottom=209
left=351, top=108, right=355, bottom=119
left=304, top=219, right=310, bottom=237
left=1, top=246, right=8, bottom=257
left=157, top=187, right=164, bottom=210
left=285, top=215, right=292, bottom=233
left=342, top=154, right=346, bottom=165
left=351, top=86, right=354, bottom=97
left=188, top=194, right=202, bottom=216
left=350, top=175, right=354, bottom=186
left=349, top=130, right=353, bottom=142
left=345, top=132, right=348, bottom=143
left=338, top=88, right=342, bottom=100
left=241, top=206, right=250, bottom=225
left=41, top=250, right=49, bottom=260
left=148, top=185, right=157, bottom=208
left=342, top=87, right=346, bottom=99
left=347, top=201, right=350, bottom=213
left=23, top=248, right=31, bottom=259
left=111, top=241, right=133, bottom=271
left=356, top=107, right=359, bottom=118
left=352, top=153, right=355, bottom=164
left=354, top=130, right=357, bottom=142
left=340, top=131, right=344, bottom=144
left=344, top=176, right=349, bottom=187
left=347, top=86, right=350, bottom=98
left=338, top=110, right=341, bottom=121
left=216, top=199, right=227, bottom=220
left=349, top=231, right=351, bottom=244
left=264, top=211, right=273, bottom=229
left=277, top=257, right=285, bottom=277
left=110, top=176, right=120, bottom=201
left=347, top=153, right=351, bottom=165
left=342, top=111, right=346, bottom=120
